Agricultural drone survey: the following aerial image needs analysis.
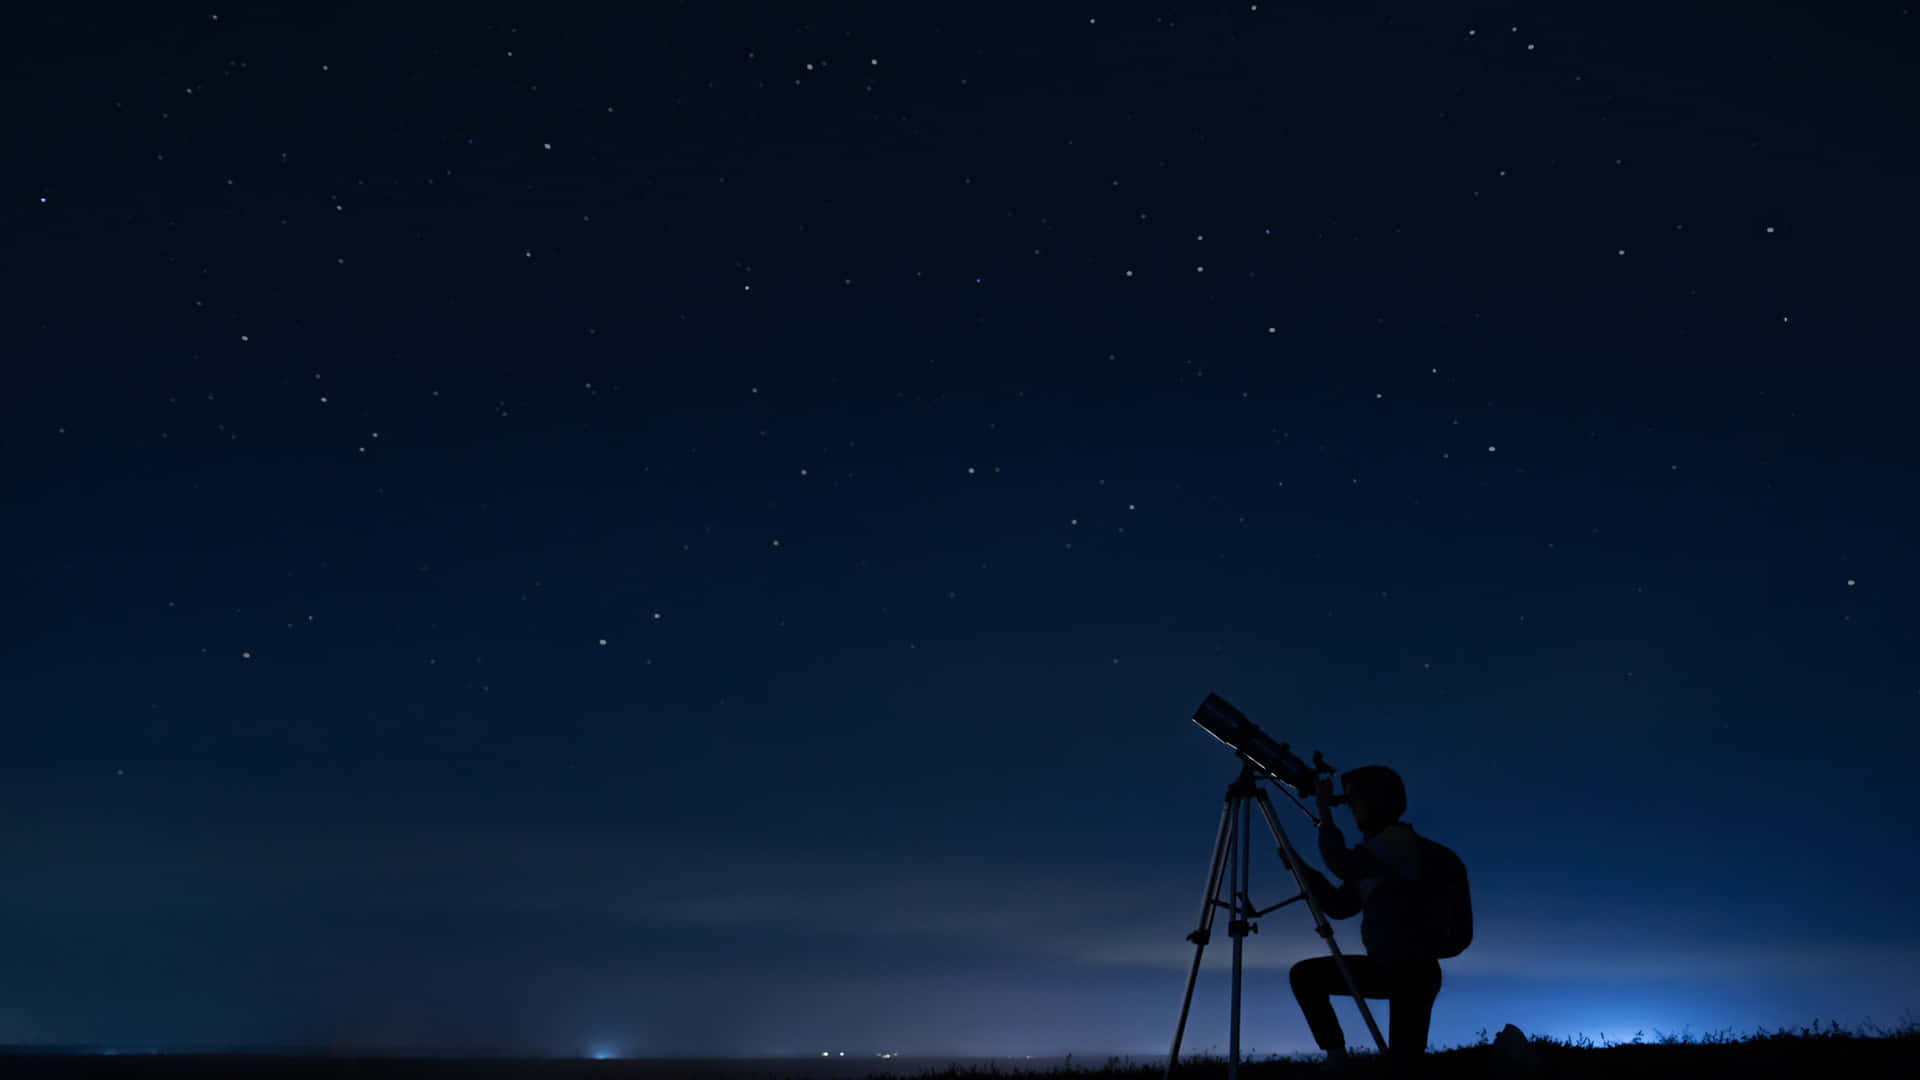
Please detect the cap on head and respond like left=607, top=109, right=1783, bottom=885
left=1340, top=765, right=1407, bottom=824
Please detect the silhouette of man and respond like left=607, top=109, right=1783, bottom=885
left=1286, top=765, right=1444, bottom=1077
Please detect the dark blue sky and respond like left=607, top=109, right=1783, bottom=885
left=4, top=0, right=1916, bottom=1061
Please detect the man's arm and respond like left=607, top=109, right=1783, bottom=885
left=1300, top=866, right=1362, bottom=919
left=1318, top=820, right=1389, bottom=883
left=1313, top=779, right=1379, bottom=883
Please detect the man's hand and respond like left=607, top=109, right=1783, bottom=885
left=1298, top=865, right=1333, bottom=898
left=1314, top=777, right=1338, bottom=819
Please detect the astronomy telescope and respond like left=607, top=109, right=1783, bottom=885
left=1164, top=693, right=1387, bottom=1080
left=1189, top=692, right=1345, bottom=804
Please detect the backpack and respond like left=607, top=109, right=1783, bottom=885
left=1415, top=834, right=1473, bottom=960
left=1360, top=828, right=1473, bottom=964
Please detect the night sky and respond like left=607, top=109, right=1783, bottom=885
left=5, top=0, right=1917, bottom=1063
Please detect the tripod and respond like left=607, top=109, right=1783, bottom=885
left=1164, top=764, right=1386, bottom=1080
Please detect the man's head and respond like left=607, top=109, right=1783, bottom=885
left=1340, top=765, right=1406, bottom=836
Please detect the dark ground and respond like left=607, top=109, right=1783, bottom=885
left=4, top=1022, right=1917, bottom=1080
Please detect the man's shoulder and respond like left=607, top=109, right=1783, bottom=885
left=1358, top=825, right=1420, bottom=876
left=1366, top=822, right=1421, bottom=848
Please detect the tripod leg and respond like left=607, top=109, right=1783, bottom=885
left=1165, top=793, right=1236, bottom=1079
left=1250, top=789, right=1388, bottom=1055
left=1229, top=797, right=1250, bottom=1080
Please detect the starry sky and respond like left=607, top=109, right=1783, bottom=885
left=4, top=0, right=1917, bottom=1063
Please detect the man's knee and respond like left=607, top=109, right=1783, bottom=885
left=1288, top=959, right=1320, bottom=991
